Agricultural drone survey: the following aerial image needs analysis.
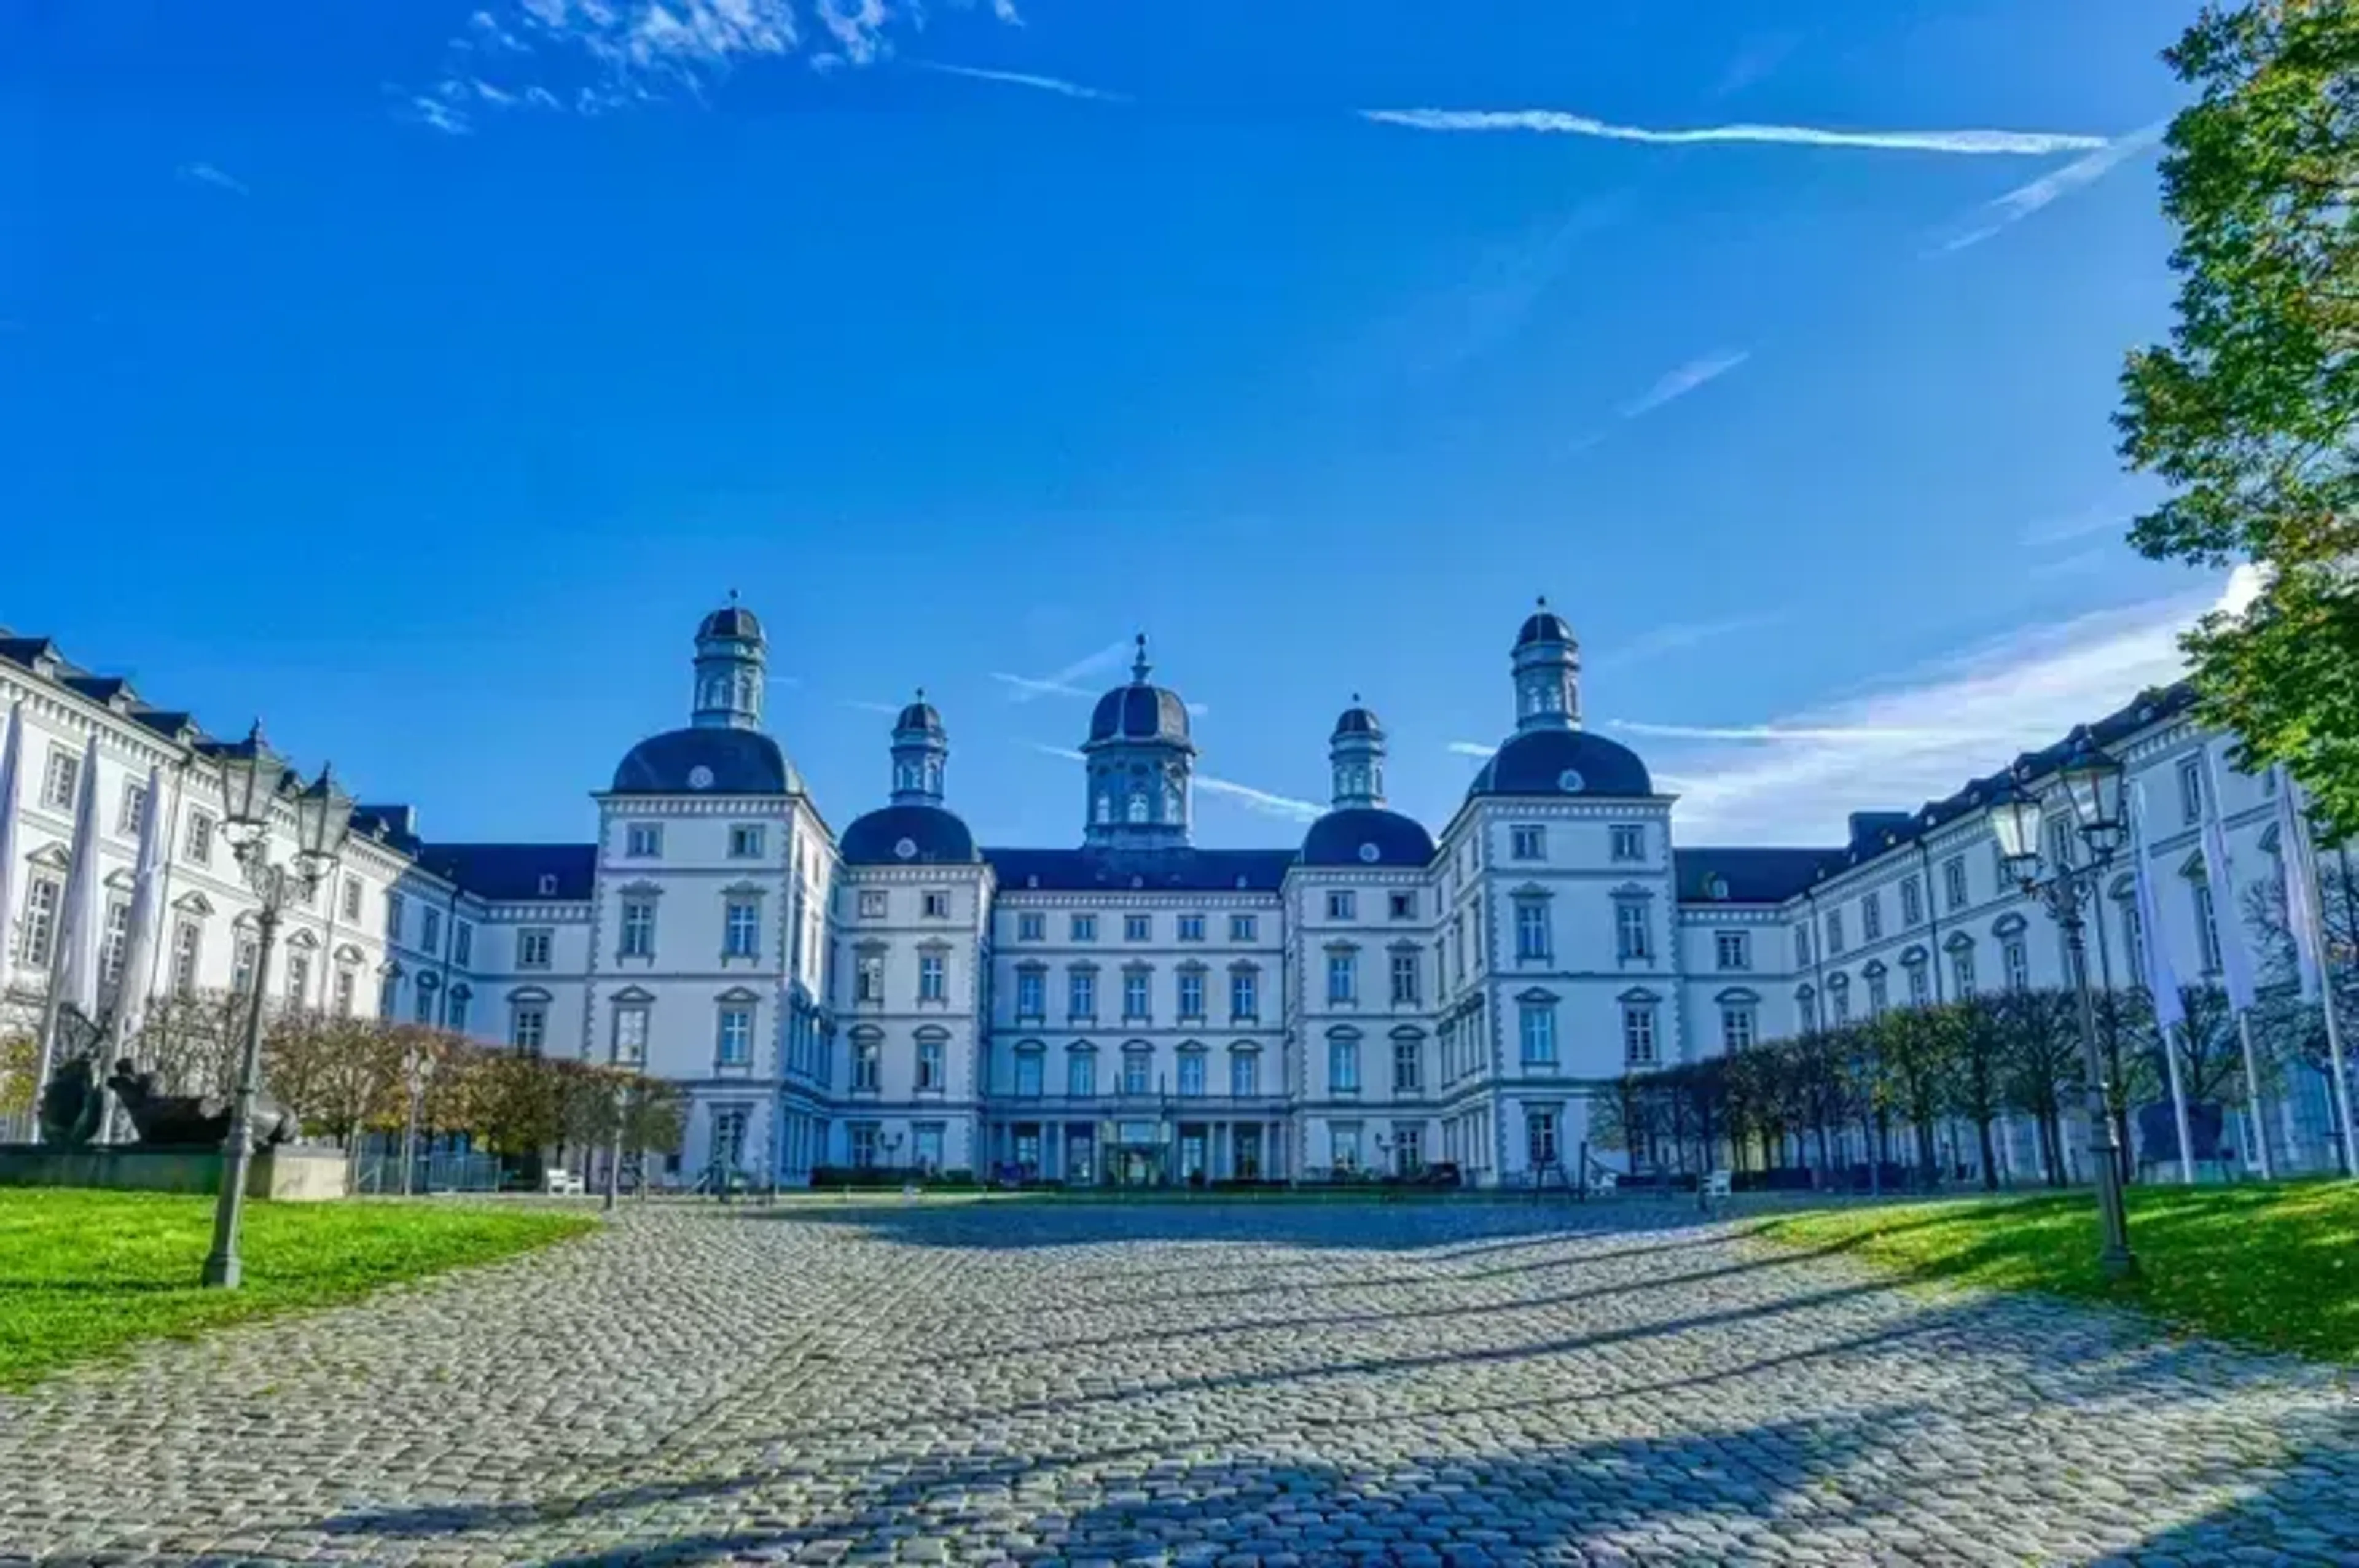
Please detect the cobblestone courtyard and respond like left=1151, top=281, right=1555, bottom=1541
left=2, top=1201, right=2353, bottom=1567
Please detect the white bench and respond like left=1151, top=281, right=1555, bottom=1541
left=541, top=1168, right=585, bottom=1196
left=1584, top=1171, right=1619, bottom=1199
left=1702, top=1169, right=1732, bottom=1200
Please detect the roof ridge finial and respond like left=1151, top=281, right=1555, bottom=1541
left=1536, top=593, right=1547, bottom=609
left=1132, top=632, right=1151, bottom=685
left=1350, top=691, right=1361, bottom=704
left=915, top=685, right=926, bottom=703
left=727, top=587, right=739, bottom=604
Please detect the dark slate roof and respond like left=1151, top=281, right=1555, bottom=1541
left=1516, top=609, right=1576, bottom=649
left=697, top=604, right=764, bottom=642
left=352, top=803, right=423, bottom=855
left=841, top=803, right=978, bottom=865
left=895, top=699, right=944, bottom=735
left=984, top=846, right=1294, bottom=892
left=611, top=727, right=800, bottom=795
left=1332, top=704, right=1382, bottom=738
left=1466, top=728, right=1653, bottom=800
left=1299, top=807, right=1435, bottom=867
left=415, top=843, right=597, bottom=901
left=1087, top=684, right=1192, bottom=746
left=1675, top=848, right=1847, bottom=904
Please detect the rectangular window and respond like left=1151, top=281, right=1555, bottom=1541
left=1509, top=824, right=1546, bottom=860
left=1794, top=924, right=1812, bottom=967
left=1124, top=913, right=1151, bottom=942
left=1516, top=902, right=1549, bottom=961
left=1720, top=1003, right=1756, bottom=1052
left=413, top=981, right=436, bottom=1025
left=1942, top=856, right=1969, bottom=912
left=1823, top=908, right=1845, bottom=956
left=728, top=824, right=766, bottom=859
left=1387, top=891, right=1416, bottom=920
left=1068, top=1051, right=1095, bottom=1097
left=1520, top=1004, right=1557, bottom=1069
left=1229, top=913, right=1257, bottom=942
left=922, top=890, right=950, bottom=919
left=334, top=873, right=358, bottom=923
left=1622, top=1004, right=1657, bottom=1067
left=452, top=920, right=472, bottom=967
left=1326, top=890, right=1356, bottom=921
left=1122, top=1051, right=1151, bottom=1096
left=1860, top=891, right=1882, bottom=942
left=1831, top=984, right=1851, bottom=1026
left=1015, top=969, right=1045, bottom=1019
left=1071, top=913, right=1097, bottom=942
left=856, top=953, right=885, bottom=1004
left=1900, top=874, right=1924, bottom=927
left=716, top=1006, right=754, bottom=1067
left=233, top=934, right=258, bottom=995
left=1950, top=945, right=1978, bottom=999
left=1068, top=969, right=1095, bottom=1020
left=1015, top=1050, right=1044, bottom=1098
left=1393, top=1034, right=1420, bottom=1093
left=1715, top=930, right=1750, bottom=971
left=1906, top=962, right=1930, bottom=1005
left=511, top=1004, right=547, bottom=1053
left=1330, top=1121, right=1363, bottom=1172
left=118, top=781, right=147, bottom=838
left=1122, top=969, right=1150, bottom=1020
left=1610, top=824, right=1646, bottom=862
left=853, top=1037, right=881, bottom=1091
left=614, top=1005, right=649, bottom=1064
left=186, top=809, right=215, bottom=867
left=912, top=1123, right=944, bottom=1172
left=1178, top=1051, right=1206, bottom=1096
left=1616, top=902, right=1651, bottom=962
left=619, top=900, right=655, bottom=959
left=170, top=919, right=201, bottom=994
left=17, top=877, right=61, bottom=969
left=1526, top=1109, right=1559, bottom=1169
left=918, top=952, right=947, bottom=1002
left=417, top=908, right=439, bottom=956
left=1230, top=1051, right=1257, bottom=1097
left=2194, top=883, right=2224, bottom=972
left=1329, top=1037, right=1361, bottom=1092
left=386, top=890, right=405, bottom=943
left=1390, top=951, right=1419, bottom=1006
left=850, top=1123, right=880, bottom=1169
left=1230, top=969, right=1258, bottom=1021
left=860, top=889, right=889, bottom=919
left=1016, top=910, right=1044, bottom=941
left=2179, top=755, right=2204, bottom=825
left=1326, top=951, right=1356, bottom=1005
left=1178, top=969, right=1205, bottom=1019
left=332, top=967, right=357, bottom=1018
left=917, top=1036, right=944, bottom=1091
left=517, top=928, right=554, bottom=969
left=1178, top=913, right=1205, bottom=942
left=97, top=899, right=131, bottom=986
left=2003, top=937, right=2030, bottom=992
left=40, top=746, right=78, bottom=811
left=2046, top=814, right=2078, bottom=872
left=624, top=822, right=662, bottom=858
left=1867, top=969, right=1889, bottom=1015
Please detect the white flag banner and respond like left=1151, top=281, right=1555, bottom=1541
left=112, top=763, right=168, bottom=1044
left=2276, top=766, right=2325, bottom=1002
left=0, top=703, right=23, bottom=997
left=2200, top=744, right=2261, bottom=1013
left=2133, top=782, right=2186, bottom=1037
left=53, top=731, right=106, bottom=1020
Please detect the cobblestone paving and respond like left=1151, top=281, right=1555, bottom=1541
left=2, top=1200, right=2354, bottom=1567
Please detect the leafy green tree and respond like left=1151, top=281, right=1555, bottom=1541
left=1993, top=988, right=2084, bottom=1187
left=1874, top=1005, right=1957, bottom=1186
left=1946, top=997, right=2013, bottom=1190
left=2117, top=0, right=2359, bottom=835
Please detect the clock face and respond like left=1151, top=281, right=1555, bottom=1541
left=1557, top=768, right=1586, bottom=794
left=1358, top=842, right=1381, bottom=863
left=894, top=837, right=918, bottom=860
left=687, top=765, right=716, bottom=790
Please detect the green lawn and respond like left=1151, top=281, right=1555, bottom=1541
left=0, top=1190, right=597, bottom=1390
left=1755, top=1181, right=2359, bottom=1362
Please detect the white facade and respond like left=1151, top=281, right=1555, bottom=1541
left=4, top=606, right=2348, bottom=1183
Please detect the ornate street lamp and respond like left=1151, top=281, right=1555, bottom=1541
left=201, top=726, right=353, bottom=1289
left=1985, top=734, right=2137, bottom=1282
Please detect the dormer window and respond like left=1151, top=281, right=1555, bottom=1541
left=538, top=873, right=558, bottom=897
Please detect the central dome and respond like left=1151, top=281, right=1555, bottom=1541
left=612, top=728, right=800, bottom=795
left=1466, top=728, right=1652, bottom=799
left=1085, top=634, right=1194, bottom=749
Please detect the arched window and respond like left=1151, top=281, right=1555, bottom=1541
left=1127, top=791, right=1151, bottom=824
left=1093, top=792, right=1113, bottom=825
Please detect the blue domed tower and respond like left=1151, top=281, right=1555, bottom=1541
left=1082, top=634, right=1195, bottom=850
left=1329, top=696, right=1386, bottom=809
left=1512, top=596, right=1581, bottom=732
left=691, top=592, right=766, bottom=732
left=890, top=690, right=948, bottom=806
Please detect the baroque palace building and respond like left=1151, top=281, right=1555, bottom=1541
left=1, top=601, right=2349, bottom=1184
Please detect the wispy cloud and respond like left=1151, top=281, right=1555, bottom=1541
left=1935, top=120, right=2167, bottom=252
left=177, top=162, right=249, bottom=196
left=1448, top=741, right=1498, bottom=760
left=1197, top=774, right=1324, bottom=824
left=992, top=639, right=1131, bottom=703
left=1636, top=568, right=2261, bottom=841
left=1590, top=614, right=1778, bottom=671
left=410, top=0, right=1017, bottom=132
left=1621, top=349, right=1750, bottom=419
left=911, top=60, right=1125, bottom=101
left=1361, top=109, right=2108, bottom=158
left=840, top=699, right=904, bottom=716
left=1027, top=742, right=1087, bottom=763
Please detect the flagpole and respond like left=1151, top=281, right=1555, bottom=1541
left=2132, top=783, right=2197, bottom=1183
left=30, top=731, right=105, bottom=1142
left=2200, top=746, right=2272, bottom=1179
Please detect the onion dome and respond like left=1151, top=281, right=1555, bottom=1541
left=612, top=728, right=800, bottom=795
left=840, top=803, right=979, bottom=865
left=1087, top=634, right=1194, bottom=747
left=1299, top=806, right=1436, bottom=868
left=1465, top=728, right=1652, bottom=800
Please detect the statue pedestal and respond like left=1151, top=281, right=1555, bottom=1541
left=0, top=1145, right=350, bottom=1201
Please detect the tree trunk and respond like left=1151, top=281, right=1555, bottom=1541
left=1914, top=1115, right=1938, bottom=1189
left=1976, top=1117, right=1999, bottom=1192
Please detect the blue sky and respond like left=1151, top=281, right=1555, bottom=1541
left=2, top=0, right=2235, bottom=851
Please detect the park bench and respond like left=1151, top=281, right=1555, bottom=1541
left=541, top=1168, right=585, bottom=1196
left=1702, top=1169, right=1732, bottom=1201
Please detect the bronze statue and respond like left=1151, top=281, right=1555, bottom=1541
left=106, top=1060, right=297, bottom=1150
left=34, top=1054, right=107, bottom=1147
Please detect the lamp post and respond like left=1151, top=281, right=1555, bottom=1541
left=202, top=725, right=353, bottom=1290
left=1986, top=731, right=2137, bottom=1282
